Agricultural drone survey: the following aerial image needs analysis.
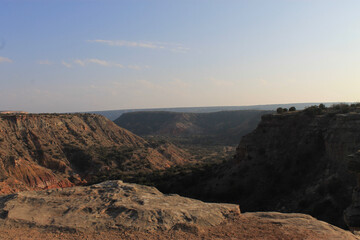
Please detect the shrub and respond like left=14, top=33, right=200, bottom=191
left=304, top=105, right=323, bottom=116
left=350, top=103, right=360, bottom=108
left=331, top=103, right=350, bottom=113
left=289, top=106, right=296, bottom=112
left=63, top=145, right=92, bottom=172
left=319, top=103, right=326, bottom=110
left=276, top=107, right=283, bottom=114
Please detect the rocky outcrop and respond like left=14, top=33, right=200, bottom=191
left=0, top=114, right=191, bottom=194
left=241, top=212, right=358, bottom=240
left=0, top=180, right=240, bottom=231
left=181, top=111, right=360, bottom=228
left=0, top=180, right=357, bottom=240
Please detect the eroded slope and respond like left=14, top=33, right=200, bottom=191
left=185, top=111, right=360, bottom=228
left=0, top=113, right=190, bottom=194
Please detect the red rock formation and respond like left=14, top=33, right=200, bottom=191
left=0, top=113, right=191, bottom=194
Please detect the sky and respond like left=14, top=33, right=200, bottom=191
left=1, top=0, right=360, bottom=113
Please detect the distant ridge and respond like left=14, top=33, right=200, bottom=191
left=114, top=110, right=273, bottom=146
left=87, top=102, right=337, bottom=121
left=0, top=111, right=28, bottom=114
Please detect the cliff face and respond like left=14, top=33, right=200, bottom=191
left=0, top=114, right=190, bottom=194
left=187, top=111, right=360, bottom=228
left=345, top=150, right=360, bottom=233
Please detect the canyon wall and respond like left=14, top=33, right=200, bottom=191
left=184, top=111, right=360, bottom=228
left=0, top=113, right=190, bottom=194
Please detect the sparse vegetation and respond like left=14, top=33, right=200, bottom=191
left=274, top=103, right=360, bottom=116
left=115, top=110, right=272, bottom=164
left=63, top=144, right=142, bottom=173
left=63, top=145, right=93, bottom=172
left=300, top=103, right=360, bottom=116
left=331, top=103, right=350, bottom=113
left=89, top=160, right=221, bottom=196
left=304, top=105, right=323, bottom=116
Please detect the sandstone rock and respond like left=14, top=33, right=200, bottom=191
left=0, top=180, right=240, bottom=231
left=243, top=212, right=359, bottom=240
left=0, top=181, right=357, bottom=239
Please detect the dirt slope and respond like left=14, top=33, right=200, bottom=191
left=0, top=113, right=190, bottom=194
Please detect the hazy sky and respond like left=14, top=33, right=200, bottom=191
left=1, top=0, right=360, bottom=112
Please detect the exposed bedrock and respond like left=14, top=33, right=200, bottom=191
left=0, top=180, right=357, bottom=239
left=0, top=180, right=240, bottom=231
left=187, top=112, right=360, bottom=228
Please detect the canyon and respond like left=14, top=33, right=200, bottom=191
left=0, top=113, right=190, bottom=194
left=115, top=110, right=272, bottom=163
left=147, top=107, right=360, bottom=229
left=1, top=107, right=360, bottom=238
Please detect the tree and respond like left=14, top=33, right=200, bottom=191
left=289, top=106, right=296, bottom=112
left=304, top=105, right=322, bottom=116
left=319, top=103, right=326, bottom=110
left=276, top=107, right=283, bottom=114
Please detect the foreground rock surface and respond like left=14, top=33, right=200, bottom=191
left=0, top=180, right=357, bottom=239
left=0, top=180, right=240, bottom=231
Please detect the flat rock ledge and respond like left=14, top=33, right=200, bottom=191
left=0, top=180, right=240, bottom=232
left=244, top=212, right=359, bottom=239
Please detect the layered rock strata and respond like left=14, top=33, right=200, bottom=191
left=0, top=114, right=190, bottom=194
left=185, top=111, right=360, bottom=228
